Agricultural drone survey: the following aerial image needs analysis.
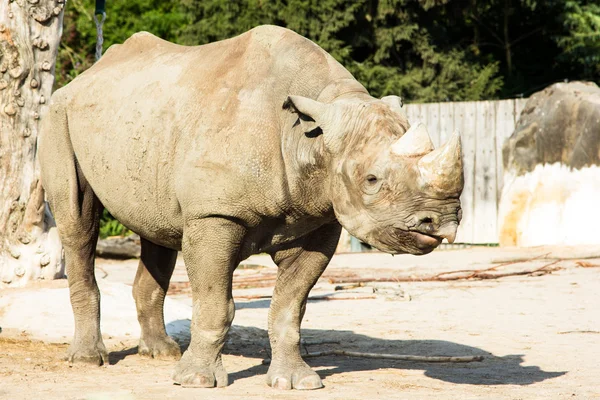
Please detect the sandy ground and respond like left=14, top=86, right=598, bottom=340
left=1, top=245, right=599, bottom=399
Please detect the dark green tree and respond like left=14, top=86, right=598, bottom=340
left=179, top=0, right=503, bottom=101
left=56, top=0, right=186, bottom=88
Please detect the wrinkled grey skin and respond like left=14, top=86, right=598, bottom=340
left=39, top=25, right=463, bottom=390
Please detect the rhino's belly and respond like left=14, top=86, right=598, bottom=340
left=69, top=116, right=184, bottom=250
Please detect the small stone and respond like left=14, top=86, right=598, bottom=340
left=8, top=12, right=13, bottom=19
left=23, top=128, right=31, bottom=137
left=14, top=89, right=21, bottom=97
left=28, top=0, right=39, bottom=3
left=40, top=254, right=51, bottom=267
left=0, top=79, right=7, bottom=90
left=14, top=266, right=26, bottom=277
left=10, top=201, right=18, bottom=211
left=0, top=24, right=5, bottom=32
left=0, top=62, right=8, bottom=72
left=33, top=112, right=40, bottom=119
left=53, top=6, right=62, bottom=15
left=30, top=78, right=39, bottom=88
left=16, top=98, right=24, bottom=107
left=41, top=60, right=51, bottom=71
left=39, top=95, right=45, bottom=104
left=4, top=104, right=17, bottom=116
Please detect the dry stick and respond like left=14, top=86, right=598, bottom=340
left=328, top=253, right=560, bottom=284
left=431, top=252, right=553, bottom=281
left=235, top=294, right=376, bottom=301
left=328, top=276, right=404, bottom=284
left=307, top=295, right=377, bottom=301
left=96, top=265, right=109, bottom=279
left=262, top=350, right=484, bottom=365
left=474, top=260, right=561, bottom=279
left=233, top=275, right=277, bottom=283
left=235, top=294, right=273, bottom=300
left=233, top=282, right=278, bottom=289
left=233, top=272, right=359, bottom=289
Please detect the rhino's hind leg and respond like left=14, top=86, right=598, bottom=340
left=267, top=223, right=341, bottom=390
left=172, top=218, right=245, bottom=388
left=39, top=97, right=107, bottom=365
left=47, top=165, right=106, bottom=365
left=133, top=238, right=181, bottom=360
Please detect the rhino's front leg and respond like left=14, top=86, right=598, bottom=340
left=172, top=218, right=245, bottom=388
left=267, top=222, right=341, bottom=390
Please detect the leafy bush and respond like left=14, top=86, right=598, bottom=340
left=99, top=210, right=131, bottom=239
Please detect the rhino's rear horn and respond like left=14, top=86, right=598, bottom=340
left=417, top=130, right=464, bottom=195
left=391, top=122, right=434, bottom=156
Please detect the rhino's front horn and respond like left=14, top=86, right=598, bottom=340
left=417, top=130, right=464, bottom=195
left=391, top=122, right=434, bottom=156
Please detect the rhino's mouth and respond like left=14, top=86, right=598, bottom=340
left=369, top=227, right=442, bottom=255
left=407, top=231, right=442, bottom=251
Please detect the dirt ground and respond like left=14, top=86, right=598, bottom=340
left=1, top=246, right=599, bottom=399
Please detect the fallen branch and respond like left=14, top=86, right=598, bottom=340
left=474, top=260, right=561, bottom=279
left=431, top=252, right=552, bottom=281
left=575, top=261, right=600, bottom=268
left=307, top=295, right=376, bottom=301
left=328, top=256, right=562, bottom=284
left=96, top=266, right=109, bottom=279
left=234, top=294, right=376, bottom=301
left=262, top=350, right=483, bottom=365
left=235, top=294, right=272, bottom=300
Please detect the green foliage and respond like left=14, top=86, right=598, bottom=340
left=54, top=0, right=599, bottom=233
left=56, top=0, right=186, bottom=88
left=57, top=0, right=599, bottom=99
left=99, top=210, right=131, bottom=239
left=556, top=2, right=600, bottom=78
left=178, top=0, right=502, bottom=101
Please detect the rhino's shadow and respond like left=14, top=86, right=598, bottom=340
left=159, top=319, right=565, bottom=386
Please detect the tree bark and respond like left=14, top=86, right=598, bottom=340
left=503, top=0, right=512, bottom=77
left=0, top=0, right=65, bottom=287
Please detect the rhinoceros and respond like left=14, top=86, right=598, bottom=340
left=39, top=25, right=463, bottom=390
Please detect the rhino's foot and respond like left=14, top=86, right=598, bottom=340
left=66, top=341, right=108, bottom=366
left=138, top=336, right=182, bottom=360
left=267, top=361, right=323, bottom=390
left=172, top=352, right=228, bottom=388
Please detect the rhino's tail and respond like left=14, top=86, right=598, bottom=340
left=38, top=92, right=89, bottom=224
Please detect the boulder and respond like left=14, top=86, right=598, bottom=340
left=499, top=81, right=600, bottom=246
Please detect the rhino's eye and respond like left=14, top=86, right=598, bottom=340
left=366, top=175, right=378, bottom=184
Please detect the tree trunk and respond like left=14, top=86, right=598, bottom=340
left=503, top=0, right=512, bottom=77
left=0, top=0, right=65, bottom=287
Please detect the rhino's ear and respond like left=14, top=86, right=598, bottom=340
left=283, top=95, right=326, bottom=135
left=381, top=95, right=405, bottom=116
left=283, top=95, right=345, bottom=152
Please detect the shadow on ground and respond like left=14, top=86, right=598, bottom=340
left=125, top=319, right=566, bottom=386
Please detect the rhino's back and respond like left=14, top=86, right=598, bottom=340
left=52, top=26, right=354, bottom=248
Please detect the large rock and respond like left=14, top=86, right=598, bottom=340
left=499, top=81, right=600, bottom=246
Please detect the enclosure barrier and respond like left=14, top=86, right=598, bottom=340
left=338, top=98, right=529, bottom=251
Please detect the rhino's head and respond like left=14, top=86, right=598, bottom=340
left=285, top=95, right=464, bottom=255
